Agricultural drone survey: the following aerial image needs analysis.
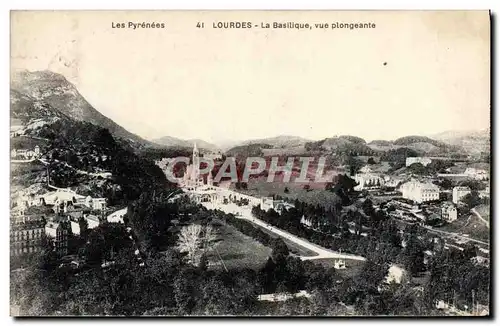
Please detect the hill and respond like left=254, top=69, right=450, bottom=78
left=151, top=136, right=219, bottom=151
left=305, top=135, right=375, bottom=156
left=238, top=135, right=311, bottom=149
left=11, top=70, right=152, bottom=148
left=431, top=129, right=490, bottom=155
left=226, top=143, right=273, bottom=158
left=366, top=135, right=464, bottom=155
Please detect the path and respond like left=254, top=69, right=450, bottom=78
left=202, top=202, right=366, bottom=262
left=471, top=208, right=489, bottom=228
left=422, top=225, right=489, bottom=247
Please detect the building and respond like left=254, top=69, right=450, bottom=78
left=70, top=221, right=81, bottom=235
left=383, top=176, right=404, bottom=189
left=441, top=203, right=458, bottom=222
left=204, top=152, right=223, bottom=161
left=83, top=196, right=107, bottom=211
left=405, top=157, right=432, bottom=167
left=452, top=186, right=471, bottom=204
left=45, top=221, right=70, bottom=256
left=354, top=173, right=384, bottom=191
left=260, top=197, right=294, bottom=214
left=359, top=166, right=373, bottom=174
left=463, top=168, right=489, bottom=181
left=10, top=219, right=46, bottom=256
left=85, top=214, right=100, bottom=229
left=400, top=180, right=439, bottom=203
left=10, top=145, right=41, bottom=160
left=183, top=143, right=205, bottom=188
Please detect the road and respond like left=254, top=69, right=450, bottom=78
left=202, top=202, right=366, bottom=262
left=393, top=216, right=489, bottom=248
left=421, top=225, right=489, bottom=246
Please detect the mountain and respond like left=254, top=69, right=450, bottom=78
left=225, top=143, right=273, bottom=158
left=11, top=70, right=152, bottom=148
left=238, top=135, right=311, bottom=148
left=305, top=135, right=375, bottom=155
left=151, top=136, right=219, bottom=152
left=430, top=129, right=490, bottom=154
left=365, top=135, right=464, bottom=155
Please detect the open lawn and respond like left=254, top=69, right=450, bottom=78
left=206, top=219, right=272, bottom=271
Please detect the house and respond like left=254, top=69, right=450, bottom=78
left=70, top=221, right=81, bottom=235
left=10, top=219, right=46, bottom=256
left=204, top=152, right=223, bottom=161
left=359, top=165, right=373, bottom=174
left=260, top=197, right=284, bottom=212
left=353, top=173, right=384, bottom=191
left=10, top=145, right=41, bottom=160
left=85, top=214, right=100, bottom=229
left=91, top=198, right=107, bottom=211
left=441, top=203, right=458, bottom=222
left=405, top=157, right=432, bottom=167
left=452, top=186, right=471, bottom=204
left=400, top=180, right=439, bottom=203
left=45, top=221, right=70, bottom=256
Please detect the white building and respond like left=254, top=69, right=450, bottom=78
left=85, top=214, right=100, bottom=229
left=11, top=145, right=41, bottom=160
left=405, top=157, right=432, bottom=167
left=204, top=152, right=223, bottom=161
left=441, top=203, right=458, bottom=222
left=359, top=166, right=373, bottom=174
left=400, top=180, right=439, bottom=203
left=452, top=186, right=471, bottom=204
left=353, top=173, right=384, bottom=191
left=260, top=197, right=294, bottom=214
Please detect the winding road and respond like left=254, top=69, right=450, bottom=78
left=202, top=201, right=366, bottom=262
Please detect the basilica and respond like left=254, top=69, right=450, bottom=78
left=183, top=143, right=213, bottom=188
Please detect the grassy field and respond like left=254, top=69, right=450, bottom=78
left=206, top=219, right=272, bottom=271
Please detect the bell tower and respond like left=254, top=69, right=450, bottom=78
left=192, top=142, right=200, bottom=185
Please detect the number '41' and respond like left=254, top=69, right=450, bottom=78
left=196, top=22, right=205, bottom=28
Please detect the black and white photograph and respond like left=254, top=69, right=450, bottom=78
left=9, top=10, right=491, bottom=317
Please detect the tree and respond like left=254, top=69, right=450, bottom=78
left=78, top=216, right=89, bottom=240
left=348, top=156, right=363, bottom=175
left=271, top=238, right=290, bottom=262
left=367, top=157, right=376, bottom=165
left=177, top=224, right=203, bottom=266
left=284, top=187, right=289, bottom=194
left=178, top=224, right=217, bottom=267
left=462, top=191, right=482, bottom=210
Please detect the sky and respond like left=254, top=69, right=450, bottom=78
left=11, top=11, right=490, bottom=145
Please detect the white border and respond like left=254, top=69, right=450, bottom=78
left=1, top=1, right=498, bottom=326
